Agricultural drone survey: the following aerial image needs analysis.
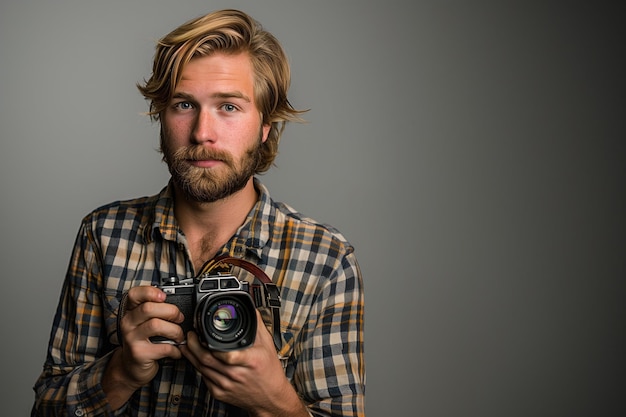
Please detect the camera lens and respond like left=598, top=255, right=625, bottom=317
left=196, top=292, right=257, bottom=351
left=205, top=297, right=247, bottom=338
left=212, top=303, right=238, bottom=331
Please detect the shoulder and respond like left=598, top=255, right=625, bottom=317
left=254, top=179, right=355, bottom=262
left=85, top=195, right=153, bottom=224
left=268, top=200, right=356, bottom=267
left=276, top=201, right=351, bottom=244
left=79, top=187, right=168, bottom=238
left=258, top=195, right=363, bottom=307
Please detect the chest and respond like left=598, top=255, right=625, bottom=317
left=187, top=233, right=227, bottom=273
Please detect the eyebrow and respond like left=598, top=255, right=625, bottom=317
left=213, top=91, right=251, bottom=102
left=171, top=91, right=251, bottom=102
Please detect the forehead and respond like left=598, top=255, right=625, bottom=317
left=175, top=52, right=256, bottom=96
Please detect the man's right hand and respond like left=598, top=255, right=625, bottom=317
left=103, top=285, right=185, bottom=410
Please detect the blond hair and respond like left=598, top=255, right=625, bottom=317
left=138, top=9, right=305, bottom=173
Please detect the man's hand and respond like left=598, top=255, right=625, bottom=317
left=181, top=310, right=310, bottom=417
left=103, top=285, right=185, bottom=410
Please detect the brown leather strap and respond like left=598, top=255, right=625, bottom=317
left=198, top=255, right=272, bottom=284
left=116, top=291, right=130, bottom=347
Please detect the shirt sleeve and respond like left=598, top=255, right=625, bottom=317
left=296, top=251, right=366, bottom=417
left=32, top=220, right=121, bottom=417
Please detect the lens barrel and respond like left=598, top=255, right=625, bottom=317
left=196, top=291, right=257, bottom=351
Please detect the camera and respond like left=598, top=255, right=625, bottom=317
left=152, top=273, right=260, bottom=351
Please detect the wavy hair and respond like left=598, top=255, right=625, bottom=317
left=137, top=9, right=306, bottom=173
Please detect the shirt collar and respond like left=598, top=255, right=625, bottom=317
left=144, top=177, right=274, bottom=260
left=143, top=181, right=178, bottom=244
left=234, top=177, right=273, bottom=259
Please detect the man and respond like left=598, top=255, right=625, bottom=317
left=32, top=9, right=365, bottom=417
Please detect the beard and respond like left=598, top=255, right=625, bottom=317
left=161, top=129, right=263, bottom=203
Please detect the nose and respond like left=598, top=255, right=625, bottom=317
left=192, top=109, right=217, bottom=144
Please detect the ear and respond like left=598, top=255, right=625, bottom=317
left=261, top=123, right=271, bottom=143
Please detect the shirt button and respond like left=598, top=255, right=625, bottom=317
left=171, top=394, right=181, bottom=405
left=74, top=408, right=84, bottom=416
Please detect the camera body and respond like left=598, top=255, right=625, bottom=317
left=153, top=273, right=258, bottom=351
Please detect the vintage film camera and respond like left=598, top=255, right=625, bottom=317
left=151, top=256, right=281, bottom=352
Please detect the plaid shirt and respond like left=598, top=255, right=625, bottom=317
left=32, top=178, right=365, bottom=417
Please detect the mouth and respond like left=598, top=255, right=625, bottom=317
left=187, top=159, right=223, bottom=168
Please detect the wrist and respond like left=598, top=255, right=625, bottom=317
left=102, top=348, right=143, bottom=410
left=249, top=381, right=310, bottom=417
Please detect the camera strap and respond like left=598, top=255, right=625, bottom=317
left=197, top=255, right=283, bottom=352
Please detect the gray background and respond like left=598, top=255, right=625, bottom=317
left=1, top=1, right=624, bottom=416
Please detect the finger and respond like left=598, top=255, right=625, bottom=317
left=144, top=316, right=186, bottom=343
left=180, top=333, right=233, bottom=391
left=181, top=332, right=216, bottom=371
left=253, top=309, right=274, bottom=344
left=125, top=285, right=166, bottom=309
left=135, top=300, right=185, bottom=323
left=181, top=331, right=214, bottom=364
left=123, top=285, right=184, bottom=325
left=120, top=289, right=186, bottom=345
left=125, top=335, right=183, bottom=362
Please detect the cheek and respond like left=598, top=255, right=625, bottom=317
left=163, top=118, right=189, bottom=143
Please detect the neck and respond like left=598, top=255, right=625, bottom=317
left=173, top=177, right=258, bottom=268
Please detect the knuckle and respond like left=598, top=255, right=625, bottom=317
left=145, top=317, right=163, bottom=333
left=219, top=351, right=241, bottom=366
left=138, top=301, right=157, bottom=317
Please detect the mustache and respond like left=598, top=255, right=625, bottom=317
left=172, top=146, right=234, bottom=165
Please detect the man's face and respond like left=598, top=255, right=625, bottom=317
left=161, top=52, right=270, bottom=203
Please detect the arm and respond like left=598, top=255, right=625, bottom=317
left=32, top=222, right=118, bottom=417
left=295, top=252, right=366, bottom=417
left=31, top=221, right=186, bottom=416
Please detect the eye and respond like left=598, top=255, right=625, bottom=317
left=221, top=103, right=238, bottom=113
left=174, top=101, right=194, bottom=110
